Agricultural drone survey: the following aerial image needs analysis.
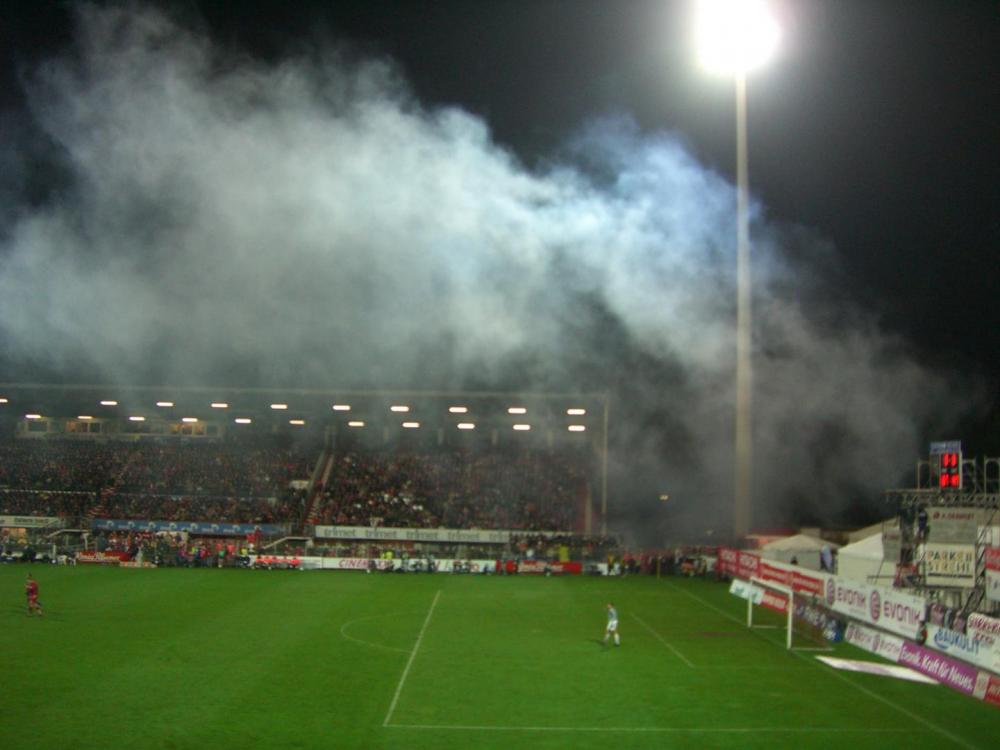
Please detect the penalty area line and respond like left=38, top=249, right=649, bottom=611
left=631, top=613, right=695, bottom=667
left=382, top=589, right=441, bottom=727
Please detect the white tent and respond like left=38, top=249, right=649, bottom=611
left=759, top=534, right=837, bottom=572
left=837, top=532, right=892, bottom=584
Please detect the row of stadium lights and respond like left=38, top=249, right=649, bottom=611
left=3, top=397, right=588, bottom=432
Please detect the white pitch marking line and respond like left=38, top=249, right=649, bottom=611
left=382, top=589, right=441, bottom=727
left=339, top=614, right=412, bottom=654
left=385, top=723, right=909, bottom=733
left=662, top=581, right=980, bottom=750
left=631, top=613, right=695, bottom=668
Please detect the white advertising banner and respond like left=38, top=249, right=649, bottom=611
left=923, top=543, right=976, bottom=587
left=822, top=576, right=926, bottom=640
left=927, top=507, right=981, bottom=543
left=925, top=624, right=1000, bottom=674
left=313, top=525, right=513, bottom=544
left=967, top=611, right=1000, bottom=647
left=844, top=622, right=906, bottom=663
left=0, top=515, right=61, bottom=529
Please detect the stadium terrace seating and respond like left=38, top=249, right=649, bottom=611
left=0, top=438, right=314, bottom=524
left=310, top=448, right=588, bottom=532
left=0, top=440, right=589, bottom=532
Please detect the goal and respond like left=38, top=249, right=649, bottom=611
left=745, top=577, right=833, bottom=652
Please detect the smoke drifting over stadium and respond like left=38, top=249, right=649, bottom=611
left=0, top=6, right=973, bottom=536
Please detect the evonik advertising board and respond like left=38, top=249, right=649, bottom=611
left=823, top=577, right=925, bottom=640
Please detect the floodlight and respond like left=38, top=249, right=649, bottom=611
left=695, top=0, right=780, bottom=75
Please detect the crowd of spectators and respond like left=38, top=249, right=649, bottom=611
left=0, top=438, right=313, bottom=524
left=0, top=489, right=93, bottom=520
left=1, top=439, right=591, bottom=534
left=311, top=448, right=588, bottom=532
left=95, top=490, right=306, bottom=524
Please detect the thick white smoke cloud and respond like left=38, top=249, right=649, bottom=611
left=0, top=5, right=973, bottom=534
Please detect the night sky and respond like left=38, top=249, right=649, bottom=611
left=1, top=1, right=998, bottom=536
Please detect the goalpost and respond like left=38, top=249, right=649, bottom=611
left=745, top=577, right=833, bottom=652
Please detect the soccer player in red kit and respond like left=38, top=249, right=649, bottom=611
left=25, top=573, right=43, bottom=616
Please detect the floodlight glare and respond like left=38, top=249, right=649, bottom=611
left=567, top=408, right=586, bottom=416
left=25, top=413, right=42, bottom=419
left=457, top=422, right=476, bottom=430
left=390, top=405, right=410, bottom=413
left=508, top=407, right=527, bottom=415
left=211, top=402, right=228, bottom=409
left=181, top=417, right=198, bottom=423
left=695, top=0, right=780, bottom=75
left=402, top=421, right=420, bottom=429
left=100, top=400, right=118, bottom=406
left=332, top=404, right=351, bottom=411
left=78, top=415, right=93, bottom=420
left=156, top=401, right=174, bottom=407
left=449, top=406, right=469, bottom=414
left=347, top=420, right=365, bottom=427
left=512, top=423, right=531, bottom=431
left=289, top=419, right=305, bottom=426
left=129, top=416, right=146, bottom=422
left=270, top=403, right=288, bottom=410
left=568, top=425, right=586, bottom=432
left=234, top=418, right=252, bottom=424
left=0, top=398, right=8, bottom=404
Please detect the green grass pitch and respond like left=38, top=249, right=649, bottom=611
left=2, top=566, right=998, bottom=749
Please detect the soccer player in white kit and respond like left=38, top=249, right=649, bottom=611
left=604, top=602, right=620, bottom=646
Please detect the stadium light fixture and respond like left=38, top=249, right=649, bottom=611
left=390, top=405, right=410, bottom=413
left=234, top=418, right=252, bottom=424
left=332, top=404, right=351, bottom=411
left=100, top=400, right=118, bottom=406
left=211, top=402, right=228, bottom=409
left=695, top=0, right=780, bottom=75
left=129, top=416, right=146, bottom=422
left=181, top=417, right=198, bottom=423
left=25, top=413, right=42, bottom=419
left=0, top=397, right=8, bottom=404
left=507, top=407, right=527, bottom=415
left=156, top=401, right=174, bottom=408
left=457, top=422, right=476, bottom=430
left=567, top=408, right=586, bottom=416
left=401, top=421, right=420, bottom=429
left=347, top=420, right=365, bottom=428
left=448, top=406, right=469, bottom=414
left=568, top=425, right=586, bottom=432
left=695, top=0, right=780, bottom=541
left=77, top=415, right=93, bottom=420
left=512, top=423, right=531, bottom=431
left=289, top=419, right=305, bottom=426
left=270, top=403, right=288, bottom=410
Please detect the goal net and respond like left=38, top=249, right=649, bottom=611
left=745, top=577, right=833, bottom=652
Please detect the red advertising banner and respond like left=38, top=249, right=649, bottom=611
left=986, top=547, right=1000, bottom=572
left=760, top=588, right=789, bottom=614
left=984, top=675, right=1000, bottom=708
left=719, top=546, right=828, bottom=597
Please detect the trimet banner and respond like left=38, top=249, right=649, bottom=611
left=313, top=525, right=515, bottom=544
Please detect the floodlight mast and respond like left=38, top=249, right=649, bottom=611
left=694, top=0, right=780, bottom=543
